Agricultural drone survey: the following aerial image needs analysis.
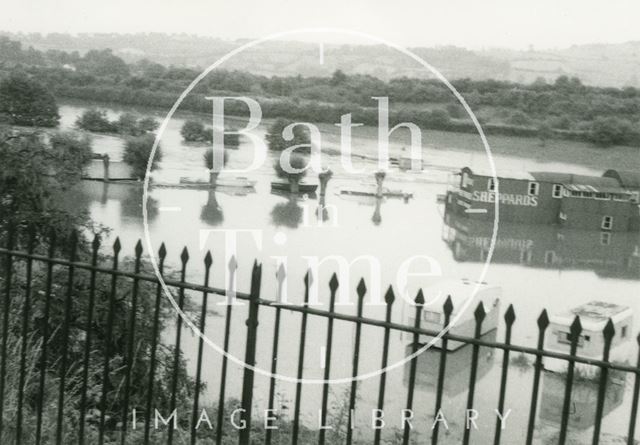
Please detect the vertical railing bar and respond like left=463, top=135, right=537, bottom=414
left=216, top=255, right=237, bottom=445
left=346, top=279, right=366, bottom=445
left=55, top=231, right=78, bottom=445
left=35, top=231, right=56, bottom=445
left=292, top=270, right=312, bottom=445
left=265, top=262, right=285, bottom=445
left=493, top=305, right=515, bottom=445
left=98, top=237, right=121, bottom=445
left=191, top=251, right=212, bottom=445
left=238, top=261, right=262, bottom=445
left=265, top=304, right=281, bottom=445
left=78, top=235, right=100, bottom=445
left=120, top=240, right=143, bottom=445
left=525, top=310, right=550, bottom=445
left=462, top=302, right=486, bottom=445
left=16, top=228, right=35, bottom=445
left=318, top=274, right=339, bottom=445
left=0, top=225, right=14, bottom=442
left=167, top=247, right=189, bottom=445
left=626, top=335, right=640, bottom=445
left=373, top=286, right=395, bottom=445
left=402, top=290, right=424, bottom=445
left=432, top=295, right=453, bottom=445
left=558, top=316, right=582, bottom=445
left=143, top=244, right=166, bottom=445
left=592, top=319, right=614, bottom=445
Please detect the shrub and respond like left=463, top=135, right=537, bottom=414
left=123, top=134, right=161, bottom=180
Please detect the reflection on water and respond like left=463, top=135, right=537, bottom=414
left=539, top=370, right=625, bottom=430
left=200, top=190, right=224, bottom=226
left=270, top=193, right=304, bottom=228
left=443, top=208, right=640, bottom=280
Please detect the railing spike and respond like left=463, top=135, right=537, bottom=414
left=443, top=294, right=454, bottom=316
left=603, top=318, right=615, bottom=341
left=384, top=285, right=395, bottom=305
left=570, top=315, right=582, bottom=336
left=91, top=233, right=101, bottom=251
left=180, top=246, right=190, bottom=264
left=474, top=301, right=486, bottom=322
left=134, top=239, right=143, bottom=257
left=204, top=251, right=212, bottom=267
left=504, top=304, right=516, bottom=325
left=537, top=309, right=550, bottom=329
left=113, top=237, right=121, bottom=254
left=329, top=273, right=339, bottom=292
left=356, top=278, right=367, bottom=299
left=414, top=289, right=425, bottom=306
left=158, top=242, right=167, bottom=259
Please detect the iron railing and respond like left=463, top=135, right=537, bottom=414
left=0, top=228, right=639, bottom=444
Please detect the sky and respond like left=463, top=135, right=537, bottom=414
left=2, top=0, right=640, bottom=50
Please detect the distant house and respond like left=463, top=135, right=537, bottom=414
left=446, top=167, right=640, bottom=232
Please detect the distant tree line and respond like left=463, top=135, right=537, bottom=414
left=2, top=36, right=640, bottom=148
left=180, top=120, right=239, bottom=146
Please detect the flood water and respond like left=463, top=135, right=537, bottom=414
left=59, top=102, right=640, bottom=444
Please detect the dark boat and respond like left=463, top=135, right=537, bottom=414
left=270, top=181, right=318, bottom=194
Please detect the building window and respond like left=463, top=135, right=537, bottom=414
left=552, top=184, right=563, bottom=198
left=600, top=232, right=611, bottom=245
left=423, top=310, right=441, bottom=324
left=602, top=216, right=613, bottom=231
left=462, top=172, right=474, bottom=188
left=528, top=182, right=539, bottom=196
left=594, top=192, right=609, bottom=200
left=487, top=178, right=496, bottom=191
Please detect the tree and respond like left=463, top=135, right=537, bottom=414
left=138, top=116, right=159, bottom=133
left=0, top=129, right=92, bottom=239
left=266, top=118, right=311, bottom=153
left=123, top=134, right=162, bottom=180
left=587, top=117, right=636, bottom=147
left=273, top=152, right=309, bottom=193
left=0, top=72, right=60, bottom=127
left=203, top=147, right=228, bottom=186
left=75, top=109, right=115, bottom=133
left=181, top=120, right=205, bottom=142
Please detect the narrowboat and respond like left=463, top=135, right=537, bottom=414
left=339, top=184, right=413, bottom=199
left=270, top=181, right=318, bottom=194
left=407, top=279, right=501, bottom=351
left=178, top=176, right=256, bottom=189
left=544, top=301, right=633, bottom=377
left=444, top=167, right=640, bottom=232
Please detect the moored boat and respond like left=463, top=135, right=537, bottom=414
left=270, top=181, right=318, bottom=194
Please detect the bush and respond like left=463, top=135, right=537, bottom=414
left=0, top=72, right=60, bottom=127
left=266, top=118, right=311, bottom=153
left=75, top=109, right=115, bottom=133
left=123, top=134, right=161, bottom=180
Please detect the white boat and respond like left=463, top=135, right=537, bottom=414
left=544, top=301, right=633, bottom=377
left=407, top=279, right=501, bottom=351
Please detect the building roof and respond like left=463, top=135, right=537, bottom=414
left=603, top=169, right=640, bottom=189
left=465, top=167, right=534, bottom=181
left=562, top=183, right=631, bottom=194
left=550, top=301, right=632, bottom=331
left=422, top=279, right=501, bottom=313
left=530, top=171, right=620, bottom=188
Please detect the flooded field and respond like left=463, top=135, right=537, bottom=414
left=59, top=102, right=640, bottom=443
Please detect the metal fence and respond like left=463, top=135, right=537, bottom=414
left=0, top=228, right=639, bottom=445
